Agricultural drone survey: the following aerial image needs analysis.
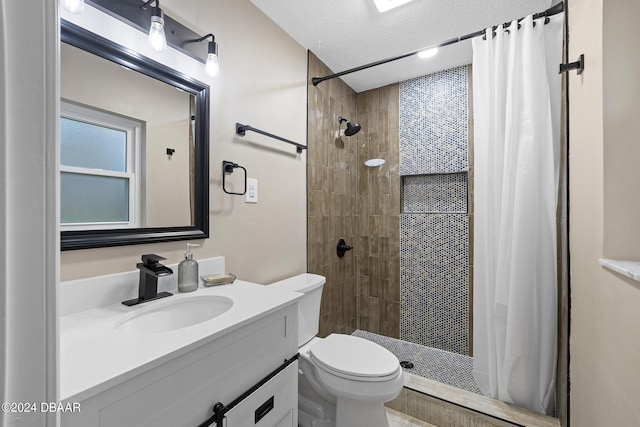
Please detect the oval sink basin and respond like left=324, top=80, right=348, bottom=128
left=115, top=296, right=233, bottom=334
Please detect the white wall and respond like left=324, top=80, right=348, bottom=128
left=602, top=2, right=640, bottom=260
left=60, top=0, right=308, bottom=284
left=0, top=0, right=58, bottom=425
left=569, top=0, right=640, bottom=425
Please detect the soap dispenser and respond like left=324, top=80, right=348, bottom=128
left=178, top=243, right=199, bottom=293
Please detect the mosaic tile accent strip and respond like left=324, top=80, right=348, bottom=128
left=352, top=330, right=481, bottom=394
left=400, top=213, right=469, bottom=355
left=402, top=173, right=467, bottom=213
left=399, top=66, right=468, bottom=175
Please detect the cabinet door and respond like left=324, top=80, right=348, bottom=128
left=222, top=361, right=297, bottom=427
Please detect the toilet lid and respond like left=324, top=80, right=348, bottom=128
left=309, top=334, right=399, bottom=379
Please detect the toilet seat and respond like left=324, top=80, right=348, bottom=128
left=309, top=334, right=400, bottom=382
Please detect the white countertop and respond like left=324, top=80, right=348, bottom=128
left=60, top=280, right=301, bottom=402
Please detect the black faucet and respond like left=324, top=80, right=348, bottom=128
left=122, top=254, right=174, bottom=306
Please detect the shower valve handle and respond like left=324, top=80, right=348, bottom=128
left=337, top=239, right=353, bottom=258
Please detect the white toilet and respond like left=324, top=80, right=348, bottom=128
left=270, top=273, right=404, bottom=427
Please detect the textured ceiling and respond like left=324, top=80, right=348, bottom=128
left=250, top=0, right=552, bottom=92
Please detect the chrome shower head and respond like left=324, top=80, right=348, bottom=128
left=338, top=116, right=361, bottom=137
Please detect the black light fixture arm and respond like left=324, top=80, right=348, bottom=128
left=311, top=2, right=565, bottom=86
left=195, top=33, right=215, bottom=43
left=192, top=33, right=218, bottom=56
left=141, top=0, right=159, bottom=9
left=142, top=0, right=163, bottom=22
left=236, top=123, right=307, bottom=154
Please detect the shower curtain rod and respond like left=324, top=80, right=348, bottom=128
left=311, top=2, right=564, bottom=86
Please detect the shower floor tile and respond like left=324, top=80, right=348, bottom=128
left=352, top=330, right=482, bottom=395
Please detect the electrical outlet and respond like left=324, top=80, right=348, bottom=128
left=245, top=178, right=258, bottom=203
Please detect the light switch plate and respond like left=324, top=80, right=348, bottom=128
left=246, top=178, right=258, bottom=203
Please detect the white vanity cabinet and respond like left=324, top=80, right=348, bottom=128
left=60, top=272, right=300, bottom=427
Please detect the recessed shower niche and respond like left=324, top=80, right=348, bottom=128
left=401, top=172, right=468, bottom=214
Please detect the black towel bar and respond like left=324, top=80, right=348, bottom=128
left=236, top=123, right=307, bottom=154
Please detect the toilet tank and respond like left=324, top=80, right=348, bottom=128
left=269, top=273, right=326, bottom=347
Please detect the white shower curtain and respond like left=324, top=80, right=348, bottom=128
left=472, top=14, right=563, bottom=415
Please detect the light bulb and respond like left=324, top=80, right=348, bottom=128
left=205, top=53, right=220, bottom=78
left=417, top=48, right=438, bottom=59
left=204, top=39, right=219, bottom=78
left=148, top=14, right=167, bottom=52
left=62, top=0, right=84, bottom=14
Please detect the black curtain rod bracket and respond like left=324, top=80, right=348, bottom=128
left=311, top=2, right=564, bottom=86
left=559, top=54, right=584, bottom=75
left=236, top=123, right=307, bottom=154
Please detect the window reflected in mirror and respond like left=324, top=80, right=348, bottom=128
left=60, top=102, right=141, bottom=229
left=60, top=42, right=194, bottom=229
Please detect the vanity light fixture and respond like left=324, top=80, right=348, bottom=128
left=195, top=33, right=220, bottom=78
left=142, top=0, right=167, bottom=53
left=64, top=0, right=221, bottom=76
left=62, top=0, right=85, bottom=14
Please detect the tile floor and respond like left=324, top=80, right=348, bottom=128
left=353, top=330, right=482, bottom=394
left=386, top=407, right=436, bottom=427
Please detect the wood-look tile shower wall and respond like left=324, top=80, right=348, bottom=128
left=307, top=52, right=400, bottom=338
left=307, top=52, right=358, bottom=336
left=355, top=85, right=401, bottom=338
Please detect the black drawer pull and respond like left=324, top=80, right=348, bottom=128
left=254, top=396, right=274, bottom=424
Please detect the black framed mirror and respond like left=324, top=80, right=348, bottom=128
left=60, top=20, right=209, bottom=250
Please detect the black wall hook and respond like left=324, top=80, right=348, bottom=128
left=222, top=160, right=247, bottom=195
